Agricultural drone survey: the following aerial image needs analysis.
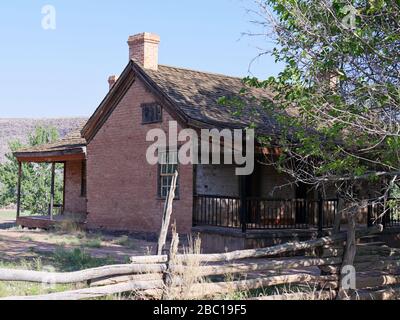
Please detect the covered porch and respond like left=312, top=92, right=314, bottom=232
left=193, top=195, right=339, bottom=232
left=13, top=130, right=87, bottom=229
left=192, top=161, right=337, bottom=233
left=192, top=162, right=400, bottom=252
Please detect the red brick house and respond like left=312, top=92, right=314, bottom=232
left=14, top=32, right=354, bottom=251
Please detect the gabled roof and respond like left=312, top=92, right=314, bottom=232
left=82, top=60, right=278, bottom=142
left=142, top=64, right=277, bottom=128
left=16, top=60, right=279, bottom=161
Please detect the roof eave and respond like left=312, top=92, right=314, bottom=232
left=14, top=147, right=86, bottom=163
left=81, top=61, right=136, bottom=142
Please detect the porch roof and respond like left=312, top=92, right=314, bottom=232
left=14, top=128, right=87, bottom=163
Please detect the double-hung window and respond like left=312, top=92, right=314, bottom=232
left=158, top=150, right=179, bottom=199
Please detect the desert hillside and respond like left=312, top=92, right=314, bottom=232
left=0, top=118, right=87, bottom=163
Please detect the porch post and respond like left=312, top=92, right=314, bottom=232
left=49, top=162, right=56, bottom=221
left=239, top=175, right=247, bottom=233
left=16, top=161, right=22, bottom=219
left=62, top=162, right=66, bottom=215
left=367, top=194, right=373, bottom=228
left=317, top=192, right=324, bottom=238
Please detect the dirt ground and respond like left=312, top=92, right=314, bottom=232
left=0, top=212, right=158, bottom=263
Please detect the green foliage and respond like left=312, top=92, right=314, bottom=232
left=0, top=257, right=73, bottom=298
left=245, top=1, right=400, bottom=192
left=0, top=248, right=114, bottom=297
left=51, top=247, right=115, bottom=272
left=0, top=126, right=63, bottom=214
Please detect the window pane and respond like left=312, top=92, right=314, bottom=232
left=156, top=105, right=162, bottom=120
left=167, top=164, right=173, bottom=174
left=142, top=104, right=162, bottom=123
left=143, top=107, right=150, bottom=122
left=150, top=107, right=155, bottom=121
left=158, top=150, right=179, bottom=198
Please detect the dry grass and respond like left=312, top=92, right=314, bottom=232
left=157, top=224, right=205, bottom=300
left=54, top=220, right=85, bottom=234
left=112, top=235, right=138, bottom=250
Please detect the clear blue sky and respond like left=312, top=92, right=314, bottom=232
left=0, top=0, right=283, bottom=118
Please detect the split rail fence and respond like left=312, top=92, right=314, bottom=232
left=1, top=225, right=400, bottom=300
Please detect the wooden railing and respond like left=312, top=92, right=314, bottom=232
left=246, top=198, right=338, bottom=230
left=193, top=195, right=338, bottom=231
left=193, top=195, right=241, bottom=229
left=368, top=198, right=400, bottom=228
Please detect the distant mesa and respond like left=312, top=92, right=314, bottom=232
left=0, top=118, right=87, bottom=163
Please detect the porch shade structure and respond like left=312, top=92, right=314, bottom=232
left=13, top=129, right=86, bottom=220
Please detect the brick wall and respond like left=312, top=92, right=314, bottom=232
left=86, top=77, right=193, bottom=234
left=64, top=160, right=87, bottom=214
left=128, top=33, right=160, bottom=71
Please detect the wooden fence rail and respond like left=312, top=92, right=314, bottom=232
left=0, top=264, right=166, bottom=284
left=2, top=224, right=400, bottom=300
left=130, top=225, right=382, bottom=264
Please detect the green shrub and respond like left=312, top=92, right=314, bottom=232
left=51, top=247, right=114, bottom=272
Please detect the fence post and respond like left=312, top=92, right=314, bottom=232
left=318, top=193, right=324, bottom=238
left=157, top=171, right=178, bottom=256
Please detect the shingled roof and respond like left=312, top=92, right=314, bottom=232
left=83, top=60, right=279, bottom=142
left=14, top=126, right=86, bottom=162
left=142, top=64, right=276, bottom=130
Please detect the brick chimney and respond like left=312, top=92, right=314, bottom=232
left=127, top=33, right=160, bottom=71
left=108, top=75, right=118, bottom=90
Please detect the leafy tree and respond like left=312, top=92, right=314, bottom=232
left=233, top=0, right=399, bottom=291
left=0, top=126, right=63, bottom=215
left=240, top=0, right=400, bottom=208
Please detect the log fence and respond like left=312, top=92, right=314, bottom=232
left=1, top=224, right=400, bottom=300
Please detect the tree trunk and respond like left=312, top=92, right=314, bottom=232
left=337, top=207, right=357, bottom=299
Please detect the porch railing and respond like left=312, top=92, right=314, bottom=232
left=193, top=195, right=338, bottom=231
left=367, top=198, right=400, bottom=228
left=246, top=198, right=337, bottom=230
left=193, top=195, right=241, bottom=229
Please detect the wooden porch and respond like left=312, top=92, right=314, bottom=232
left=16, top=202, right=86, bottom=229
left=16, top=213, right=86, bottom=230
left=14, top=134, right=87, bottom=230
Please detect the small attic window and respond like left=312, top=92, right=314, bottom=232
left=142, top=103, right=162, bottom=124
